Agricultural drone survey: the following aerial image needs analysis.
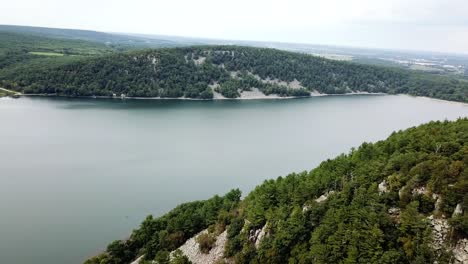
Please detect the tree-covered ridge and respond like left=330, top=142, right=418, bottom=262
left=86, top=119, right=467, bottom=264
left=1, top=46, right=467, bottom=102
left=229, top=118, right=467, bottom=264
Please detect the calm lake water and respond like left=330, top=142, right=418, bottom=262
left=0, top=95, right=467, bottom=264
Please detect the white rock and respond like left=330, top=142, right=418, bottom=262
left=255, top=224, right=268, bottom=248
left=388, top=207, right=400, bottom=215
left=428, top=215, right=450, bottom=250
left=173, top=229, right=228, bottom=264
left=130, top=255, right=144, bottom=264
left=454, top=239, right=468, bottom=263
left=412, top=186, right=426, bottom=195
left=315, top=191, right=335, bottom=203
left=453, top=203, right=463, bottom=217
left=378, top=180, right=389, bottom=194
left=434, top=196, right=443, bottom=213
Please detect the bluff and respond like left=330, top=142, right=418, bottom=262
left=86, top=118, right=468, bottom=264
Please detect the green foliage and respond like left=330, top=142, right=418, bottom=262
left=1, top=42, right=466, bottom=101
left=398, top=201, right=433, bottom=262
left=196, top=232, right=217, bottom=254
left=170, top=249, right=192, bottom=264
left=85, top=120, right=467, bottom=264
left=226, top=119, right=467, bottom=263
left=86, top=189, right=241, bottom=263
left=450, top=215, right=468, bottom=236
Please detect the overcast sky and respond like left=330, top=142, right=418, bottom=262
left=2, top=0, right=468, bottom=54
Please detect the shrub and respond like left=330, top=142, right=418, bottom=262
left=196, top=233, right=217, bottom=254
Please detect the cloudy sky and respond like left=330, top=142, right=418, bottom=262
left=2, top=0, right=468, bottom=54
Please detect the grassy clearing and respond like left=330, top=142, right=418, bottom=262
left=28, top=51, right=65, bottom=56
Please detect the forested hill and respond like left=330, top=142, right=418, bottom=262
left=86, top=118, right=468, bottom=264
left=0, top=25, right=185, bottom=49
left=1, top=46, right=467, bottom=102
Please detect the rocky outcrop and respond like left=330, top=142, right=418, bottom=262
left=302, top=204, right=312, bottom=212
left=428, top=215, right=450, bottom=251
left=412, top=186, right=427, bottom=195
left=433, top=193, right=443, bottom=214
left=378, top=180, right=389, bottom=194
left=315, top=191, right=335, bottom=203
left=193, top=56, right=206, bottom=65
left=453, top=203, right=463, bottom=217
left=303, top=191, right=336, bottom=211
left=130, top=255, right=144, bottom=264
left=454, top=238, right=468, bottom=264
left=173, top=229, right=228, bottom=264
left=249, top=223, right=268, bottom=248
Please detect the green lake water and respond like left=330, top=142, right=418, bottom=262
left=0, top=95, right=467, bottom=263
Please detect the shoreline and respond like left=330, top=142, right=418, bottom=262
left=403, top=94, right=468, bottom=106
left=17, top=91, right=387, bottom=101
left=8, top=92, right=468, bottom=106
left=0, top=87, right=22, bottom=98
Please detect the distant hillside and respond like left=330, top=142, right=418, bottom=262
left=85, top=119, right=468, bottom=264
left=0, top=25, right=186, bottom=49
left=2, top=25, right=467, bottom=79
left=0, top=31, right=117, bottom=82
left=1, top=45, right=467, bottom=102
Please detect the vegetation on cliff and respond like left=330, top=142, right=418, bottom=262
left=86, top=119, right=468, bottom=264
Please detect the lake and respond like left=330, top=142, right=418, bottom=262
left=0, top=94, right=467, bottom=264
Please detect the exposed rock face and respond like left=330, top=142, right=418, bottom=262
left=303, top=190, right=337, bottom=211
left=249, top=224, right=268, bottom=248
left=193, top=56, right=206, bottom=65
left=412, top=186, right=427, bottom=195
left=453, top=203, right=463, bottom=217
left=302, top=204, right=311, bottom=212
left=209, top=82, right=225, bottom=99
left=173, top=229, right=227, bottom=264
left=428, top=215, right=450, bottom=250
left=130, top=255, right=144, bottom=264
left=255, top=225, right=267, bottom=248
left=454, top=239, right=468, bottom=264
left=315, top=191, right=335, bottom=203
left=378, top=180, right=389, bottom=194
left=433, top=194, right=443, bottom=214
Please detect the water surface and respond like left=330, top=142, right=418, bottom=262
left=0, top=95, right=467, bottom=264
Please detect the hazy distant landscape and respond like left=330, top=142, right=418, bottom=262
left=2, top=24, right=468, bottom=77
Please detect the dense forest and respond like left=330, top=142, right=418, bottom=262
left=1, top=43, right=467, bottom=102
left=86, top=118, right=468, bottom=264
